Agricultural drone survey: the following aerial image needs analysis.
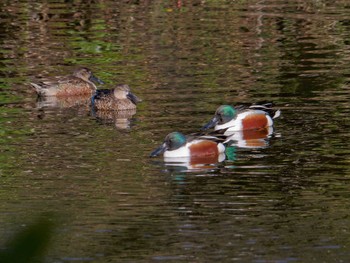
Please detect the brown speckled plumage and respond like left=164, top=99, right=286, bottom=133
left=92, top=84, right=141, bottom=111
left=30, top=67, right=104, bottom=97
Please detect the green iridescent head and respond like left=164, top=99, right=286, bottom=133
left=150, top=132, right=187, bottom=157
left=216, top=105, right=236, bottom=124
left=165, top=132, right=187, bottom=150
left=202, top=105, right=236, bottom=130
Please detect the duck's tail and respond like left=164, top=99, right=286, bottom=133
left=189, top=128, right=229, bottom=143
left=30, top=82, right=49, bottom=97
left=249, top=102, right=281, bottom=119
left=30, top=82, right=42, bottom=92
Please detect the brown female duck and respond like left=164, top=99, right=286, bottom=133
left=91, top=84, right=141, bottom=111
left=30, top=67, right=104, bottom=97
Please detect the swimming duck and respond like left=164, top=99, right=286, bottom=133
left=91, top=84, right=141, bottom=111
left=150, top=131, right=225, bottom=158
left=202, top=103, right=280, bottom=134
left=30, top=67, right=104, bottom=97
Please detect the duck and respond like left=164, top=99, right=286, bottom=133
left=30, top=67, right=104, bottom=97
left=150, top=131, right=225, bottom=158
left=91, top=84, right=141, bottom=111
left=201, top=103, right=280, bottom=134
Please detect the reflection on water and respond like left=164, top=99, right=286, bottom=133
left=226, top=126, right=276, bottom=149
left=36, top=94, right=91, bottom=109
left=91, top=108, right=137, bottom=130
left=162, top=153, right=226, bottom=173
left=158, top=127, right=276, bottom=172
left=1, top=0, right=350, bottom=262
left=37, top=94, right=138, bottom=130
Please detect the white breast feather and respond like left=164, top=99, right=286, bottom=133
left=164, top=145, right=190, bottom=158
left=217, top=143, right=225, bottom=154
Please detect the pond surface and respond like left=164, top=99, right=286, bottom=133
left=1, top=0, right=350, bottom=262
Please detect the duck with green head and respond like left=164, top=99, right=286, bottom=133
left=202, top=103, right=280, bottom=135
left=150, top=131, right=225, bottom=158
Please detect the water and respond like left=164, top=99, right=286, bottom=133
left=1, top=0, right=350, bottom=262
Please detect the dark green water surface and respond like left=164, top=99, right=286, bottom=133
left=1, top=1, right=350, bottom=262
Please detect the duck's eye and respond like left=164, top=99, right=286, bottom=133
left=218, top=113, right=224, bottom=122
left=166, top=138, right=173, bottom=148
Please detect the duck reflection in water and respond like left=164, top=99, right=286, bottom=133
left=36, top=94, right=91, bottom=110
left=162, top=153, right=226, bottom=172
left=90, top=84, right=142, bottom=130
left=224, top=126, right=275, bottom=149
left=32, top=67, right=104, bottom=113
left=201, top=102, right=280, bottom=150
left=91, top=109, right=137, bottom=130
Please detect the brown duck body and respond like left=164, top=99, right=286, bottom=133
left=92, top=84, right=141, bottom=111
left=30, top=67, right=104, bottom=97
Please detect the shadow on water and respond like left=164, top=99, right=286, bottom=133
left=0, top=215, right=56, bottom=263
